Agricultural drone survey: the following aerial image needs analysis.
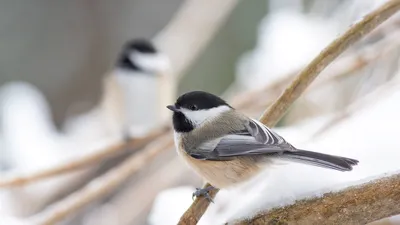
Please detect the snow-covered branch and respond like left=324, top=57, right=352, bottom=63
left=233, top=173, right=400, bottom=225
left=177, top=1, right=400, bottom=224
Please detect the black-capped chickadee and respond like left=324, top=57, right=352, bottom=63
left=102, top=38, right=170, bottom=139
left=167, top=91, right=358, bottom=201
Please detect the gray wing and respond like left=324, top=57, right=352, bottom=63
left=189, top=118, right=295, bottom=161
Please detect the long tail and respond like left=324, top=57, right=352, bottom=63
left=281, top=149, right=359, bottom=171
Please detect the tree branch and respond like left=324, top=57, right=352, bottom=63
left=178, top=1, right=400, bottom=224
left=233, top=173, right=400, bottom=225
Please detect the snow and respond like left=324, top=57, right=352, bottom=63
left=0, top=82, right=72, bottom=170
left=0, top=82, right=95, bottom=217
left=0, top=216, right=30, bottom=225
left=236, top=9, right=338, bottom=90
left=147, top=186, right=195, bottom=225
left=369, top=214, right=400, bottom=225
left=148, top=81, right=400, bottom=225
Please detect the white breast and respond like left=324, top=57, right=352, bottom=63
left=172, top=131, right=263, bottom=188
left=114, top=70, right=160, bottom=136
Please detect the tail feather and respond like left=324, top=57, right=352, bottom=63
left=281, top=149, right=359, bottom=171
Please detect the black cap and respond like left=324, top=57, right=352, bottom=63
left=174, top=91, right=231, bottom=111
left=116, top=38, right=158, bottom=72
left=169, top=91, right=232, bottom=133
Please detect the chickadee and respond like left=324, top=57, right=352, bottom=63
left=102, top=38, right=170, bottom=139
left=167, top=91, right=358, bottom=201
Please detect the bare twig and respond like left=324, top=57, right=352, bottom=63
left=30, top=134, right=174, bottom=225
left=0, top=128, right=166, bottom=188
left=178, top=1, right=400, bottom=224
left=233, top=173, right=400, bottom=225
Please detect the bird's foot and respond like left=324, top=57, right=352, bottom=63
left=192, top=186, right=217, bottom=203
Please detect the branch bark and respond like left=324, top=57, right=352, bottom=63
left=233, top=173, right=400, bottom=225
left=178, top=1, right=400, bottom=224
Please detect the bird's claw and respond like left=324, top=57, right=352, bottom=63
left=192, top=186, right=216, bottom=203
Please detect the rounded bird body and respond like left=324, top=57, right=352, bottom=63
left=167, top=91, right=359, bottom=193
left=103, top=39, right=170, bottom=138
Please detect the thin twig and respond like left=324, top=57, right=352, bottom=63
left=178, top=1, right=400, bottom=224
left=0, top=128, right=166, bottom=188
left=30, top=134, right=174, bottom=225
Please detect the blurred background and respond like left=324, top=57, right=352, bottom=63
left=0, top=0, right=399, bottom=224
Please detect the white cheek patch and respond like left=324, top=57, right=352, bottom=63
left=181, top=105, right=231, bottom=126
left=129, top=51, right=170, bottom=74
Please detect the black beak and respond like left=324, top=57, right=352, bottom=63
left=166, top=105, right=180, bottom=112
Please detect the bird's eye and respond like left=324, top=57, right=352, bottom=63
left=190, top=105, right=198, bottom=110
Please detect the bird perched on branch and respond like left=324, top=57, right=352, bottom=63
left=109, top=38, right=171, bottom=139
left=66, top=39, right=171, bottom=141
left=167, top=91, right=359, bottom=201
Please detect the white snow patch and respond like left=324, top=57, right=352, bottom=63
left=0, top=82, right=94, bottom=217
left=236, top=9, right=338, bottom=90
left=147, top=186, right=195, bottom=225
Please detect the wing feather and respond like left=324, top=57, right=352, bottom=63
left=189, top=118, right=294, bottom=160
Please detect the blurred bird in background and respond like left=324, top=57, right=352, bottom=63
left=64, top=39, right=171, bottom=143
left=0, top=38, right=171, bottom=219
left=112, top=39, right=171, bottom=138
